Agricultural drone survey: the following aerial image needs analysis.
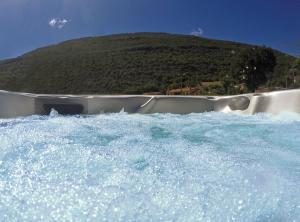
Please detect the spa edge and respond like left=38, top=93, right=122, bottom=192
left=0, top=89, right=300, bottom=118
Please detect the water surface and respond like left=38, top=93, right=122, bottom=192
left=0, top=112, right=299, bottom=221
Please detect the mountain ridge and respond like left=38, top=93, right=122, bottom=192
left=0, top=32, right=295, bottom=94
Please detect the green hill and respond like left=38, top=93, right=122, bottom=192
left=0, top=32, right=295, bottom=94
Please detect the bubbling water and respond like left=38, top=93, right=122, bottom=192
left=0, top=112, right=299, bottom=221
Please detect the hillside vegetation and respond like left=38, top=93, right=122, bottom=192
left=0, top=33, right=295, bottom=94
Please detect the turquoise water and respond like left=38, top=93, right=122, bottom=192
left=0, top=112, right=299, bottom=221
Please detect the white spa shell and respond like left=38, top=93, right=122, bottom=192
left=0, top=89, right=300, bottom=118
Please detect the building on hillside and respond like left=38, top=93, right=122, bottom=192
left=167, top=87, right=199, bottom=95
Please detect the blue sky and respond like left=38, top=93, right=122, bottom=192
left=0, top=0, right=299, bottom=59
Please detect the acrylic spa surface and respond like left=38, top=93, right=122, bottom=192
left=0, top=112, right=299, bottom=221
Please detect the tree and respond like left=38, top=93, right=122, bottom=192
left=222, top=74, right=238, bottom=95
left=287, top=56, right=300, bottom=88
left=292, top=56, right=300, bottom=74
left=231, top=47, right=277, bottom=92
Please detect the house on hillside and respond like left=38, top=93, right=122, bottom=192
left=167, top=87, right=199, bottom=95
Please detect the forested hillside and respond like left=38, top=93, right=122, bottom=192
left=0, top=33, right=295, bottom=94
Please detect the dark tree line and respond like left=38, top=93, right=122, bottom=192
left=228, top=47, right=277, bottom=93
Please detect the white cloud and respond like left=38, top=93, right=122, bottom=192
left=190, top=28, right=204, bottom=37
left=49, top=18, right=69, bottom=29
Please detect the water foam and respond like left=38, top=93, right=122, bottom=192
left=0, top=113, right=299, bottom=221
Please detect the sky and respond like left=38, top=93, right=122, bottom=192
left=0, top=0, right=299, bottom=59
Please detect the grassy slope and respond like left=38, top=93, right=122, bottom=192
left=0, top=32, right=295, bottom=94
